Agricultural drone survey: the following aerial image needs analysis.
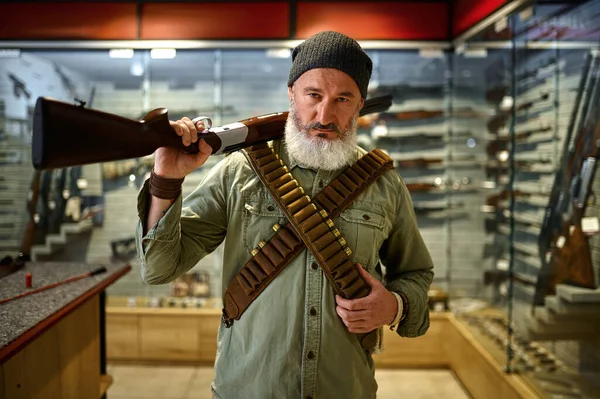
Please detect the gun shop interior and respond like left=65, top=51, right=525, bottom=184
left=1, top=1, right=600, bottom=398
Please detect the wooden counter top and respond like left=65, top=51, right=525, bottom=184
left=0, top=262, right=131, bottom=364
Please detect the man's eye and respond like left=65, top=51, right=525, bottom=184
left=309, top=93, right=320, bottom=98
left=337, top=98, right=349, bottom=103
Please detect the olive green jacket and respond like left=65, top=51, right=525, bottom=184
left=136, top=139, right=434, bottom=399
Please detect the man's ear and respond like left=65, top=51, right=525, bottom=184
left=288, top=86, right=293, bottom=101
left=359, top=97, right=365, bottom=110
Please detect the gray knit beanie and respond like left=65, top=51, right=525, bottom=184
left=287, top=31, right=373, bottom=98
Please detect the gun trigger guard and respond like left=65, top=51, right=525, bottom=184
left=192, top=116, right=212, bottom=131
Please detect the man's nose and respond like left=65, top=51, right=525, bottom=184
left=315, top=101, right=336, bottom=126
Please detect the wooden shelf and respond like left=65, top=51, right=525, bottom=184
left=100, top=374, right=113, bottom=397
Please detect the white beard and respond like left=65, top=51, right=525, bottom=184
left=283, top=101, right=359, bottom=171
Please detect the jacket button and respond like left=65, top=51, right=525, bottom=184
left=363, top=214, right=370, bottom=220
left=311, top=262, right=318, bottom=270
left=307, top=351, right=315, bottom=359
left=309, top=307, right=317, bottom=316
left=267, top=205, right=275, bottom=211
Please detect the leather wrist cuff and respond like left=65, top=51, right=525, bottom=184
left=149, top=169, right=184, bottom=199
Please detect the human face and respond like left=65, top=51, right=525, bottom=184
left=287, top=68, right=364, bottom=141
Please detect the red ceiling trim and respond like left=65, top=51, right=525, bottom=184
left=140, top=2, right=290, bottom=40
left=0, top=3, right=138, bottom=40
left=453, top=0, right=509, bottom=37
left=296, top=2, right=450, bottom=41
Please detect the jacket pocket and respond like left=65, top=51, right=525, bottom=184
left=243, top=196, right=287, bottom=254
left=337, top=205, right=386, bottom=271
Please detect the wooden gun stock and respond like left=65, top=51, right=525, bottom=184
left=486, top=126, right=552, bottom=156
left=554, top=224, right=596, bottom=289
left=486, top=190, right=528, bottom=207
left=487, top=113, right=509, bottom=134
left=485, top=86, right=508, bottom=104
left=543, top=222, right=596, bottom=298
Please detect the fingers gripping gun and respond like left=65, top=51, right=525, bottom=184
left=32, top=95, right=393, bottom=170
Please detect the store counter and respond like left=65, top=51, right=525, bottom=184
left=0, top=262, right=131, bottom=399
left=105, top=302, right=541, bottom=398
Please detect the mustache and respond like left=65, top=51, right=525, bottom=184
left=305, top=122, right=341, bottom=134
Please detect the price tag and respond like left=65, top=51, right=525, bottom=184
left=582, top=217, right=600, bottom=234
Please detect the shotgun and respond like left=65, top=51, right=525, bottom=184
left=357, top=109, right=444, bottom=129
left=485, top=85, right=508, bottom=105
left=32, top=95, right=393, bottom=170
left=405, top=182, right=444, bottom=193
left=538, top=51, right=597, bottom=262
left=534, top=50, right=600, bottom=306
left=545, top=219, right=595, bottom=293
left=486, top=113, right=509, bottom=134
left=8, top=73, right=32, bottom=100
left=395, top=158, right=444, bottom=169
left=485, top=189, right=528, bottom=208
left=485, top=125, right=554, bottom=157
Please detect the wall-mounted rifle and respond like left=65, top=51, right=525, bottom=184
left=535, top=50, right=600, bottom=307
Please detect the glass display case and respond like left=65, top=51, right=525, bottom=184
left=453, top=1, right=600, bottom=397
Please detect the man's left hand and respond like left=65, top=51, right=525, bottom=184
left=335, top=264, right=398, bottom=333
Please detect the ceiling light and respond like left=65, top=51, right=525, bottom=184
left=109, top=49, right=134, bottom=59
left=151, top=49, right=176, bottom=59
left=0, top=49, right=20, bottom=58
left=419, top=49, right=443, bottom=58
left=464, top=49, right=487, bottom=58
left=266, top=49, right=291, bottom=58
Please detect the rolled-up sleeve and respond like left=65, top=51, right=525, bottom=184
left=135, top=159, right=229, bottom=285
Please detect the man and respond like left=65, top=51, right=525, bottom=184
left=136, top=31, right=434, bottom=399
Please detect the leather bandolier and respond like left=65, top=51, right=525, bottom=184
left=222, top=142, right=394, bottom=355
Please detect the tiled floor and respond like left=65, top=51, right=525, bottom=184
left=106, top=364, right=471, bottom=399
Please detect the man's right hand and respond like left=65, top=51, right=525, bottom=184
left=153, top=117, right=213, bottom=179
